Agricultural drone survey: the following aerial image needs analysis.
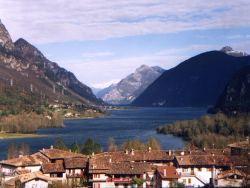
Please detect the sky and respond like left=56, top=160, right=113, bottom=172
left=0, top=0, right=250, bottom=88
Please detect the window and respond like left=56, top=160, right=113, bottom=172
left=182, top=168, right=188, bottom=172
left=198, top=168, right=202, bottom=172
left=188, top=178, right=191, bottom=184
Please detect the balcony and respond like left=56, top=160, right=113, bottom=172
left=106, top=177, right=131, bottom=183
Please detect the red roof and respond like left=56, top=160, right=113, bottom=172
left=157, top=166, right=179, bottom=179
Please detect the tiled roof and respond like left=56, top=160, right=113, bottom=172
left=0, top=152, right=47, bottom=167
left=228, top=140, right=250, bottom=149
left=89, top=150, right=173, bottom=171
left=107, top=162, right=153, bottom=175
left=64, top=157, right=88, bottom=169
left=157, top=166, right=179, bottom=179
left=42, top=163, right=65, bottom=173
left=39, top=149, right=84, bottom=160
left=175, top=154, right=231, bottom=167
left=5, top=171, right=50, bottom=186
left=217, top=169, right=246, bottom=179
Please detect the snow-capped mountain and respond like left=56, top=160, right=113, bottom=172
left=97, top=65, right=164, bottom=105
left=220, top=46, right=248, bottom=57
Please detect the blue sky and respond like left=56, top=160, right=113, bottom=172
left=0, top=0, right=250, bottom=88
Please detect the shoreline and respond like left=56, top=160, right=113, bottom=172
left=0, top=133, right=47, bottom=139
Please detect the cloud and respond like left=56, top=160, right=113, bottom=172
left=82, top=51, right=114, bottom=58
left=91, top=79, right=120, bottom=89
left=0, top=0, right=249, bottom=44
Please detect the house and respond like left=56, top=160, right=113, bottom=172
left=174, top=153, right=231, bottom=187
left=155, top=166, right=180, bottom=188
left=39, top=148, right=87, bottom=182
left=88, top=149, right=171, bottom=188
left=4, top=171, right=51, bottom=188
left=64, top=157, right=88, bottom=184
left=215, top=169, right=247, bottom=187
left=228, top=138, right=250, bottom=156
left=0, top=152, right=48, bottom=181
left=42, top=162, right=66, bottom=180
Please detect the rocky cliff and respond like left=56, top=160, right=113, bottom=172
left=97, top=65, right=164, bottom=105
left=0, top=20, right=100, bottom=107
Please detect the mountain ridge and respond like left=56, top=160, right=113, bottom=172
left=0, top=20, right=100, bottom=107
left=132, top=50, right=250, bottom=107
left=97, top=65, right=164, bottom=105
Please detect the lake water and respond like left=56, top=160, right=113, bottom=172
left=0, top=107, right=206, bottom=160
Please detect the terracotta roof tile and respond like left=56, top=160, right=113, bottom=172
left=40, top=149, right=84, bottom=160
left=175, top=154, right=231, bottom=167
left=217, top=169, right=246, bottom=179
left=107, top=162, right=153, bottom=175
left=157, top=166, right=179, bottom=179
left=42, top=163, right=65, bottom=173
left=0, top=153, right=47, bottom=167
left=5, top=171, right=50, bottom=185
left=64, top=157, right=88, bottom=169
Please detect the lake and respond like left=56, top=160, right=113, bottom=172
left=0, top=107, right=206, bottom=160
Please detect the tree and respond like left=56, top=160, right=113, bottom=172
left=54, top=137, right=68, bottom=150
left=147, top=137, right=161, bottom=150
left=71, top=142, right=80, bottom=153
left=19, top=143, right=30, bottom=156
left=7, top=143, right=18, bottom=159
left=131, top=176, right=145, bottom=187
left=81, top=138, right=101, bottom=155
left=122, top=139, right=145, bottom=150
left=107, top=137, right=118, bottom=152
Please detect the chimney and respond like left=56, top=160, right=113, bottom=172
left=10, top=78, right=13, bottom=87
left=164, top=169, right=167, bottom=176
left=168, top=150, right=172, bottom=156
left=30, top=84, right=33, bottom=92
left=125, top=150, right=129, bottom=154
left=131, top=149, right=135, bottom=155
left=203, top=147, right=206, bottom=152
left=246, top=136, right=249, bottom=144
left=109, top=158, right=112, bottom=163
left=181, top=151, right=185, bottom=156
left=50, top=145, right=53, bottom=149
left=148, top=147, right=152, bottom=152
left=92, top=152, right=95, bottom=156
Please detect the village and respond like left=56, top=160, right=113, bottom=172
left=0, top=138, right=249, bottom=188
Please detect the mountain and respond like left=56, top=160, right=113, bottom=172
left=97, top=65, right=164, bottom=105
left=132, top=49, right=250, bottom=107
left=213, top=65, right=250, bottom=114
left=0, top=20, right=100, bottom=107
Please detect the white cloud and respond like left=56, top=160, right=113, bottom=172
left=91, top=79, right=120, bottom=89
left=82, top=51, right=114, bottom=58
left=0, top=0, right=249, bottom=44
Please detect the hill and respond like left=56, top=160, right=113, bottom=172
left=132, top=49, right=250, bottom=107
left=213, top=65, right=250, bottom=114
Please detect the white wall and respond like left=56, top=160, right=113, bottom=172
left=178, top=176, right=204, bottom=187
left=217, top=179, right=243, bottom=187
left=21, top=179, right=48, bottom=188
left=177, top=167, right=223, bottom=185
left=17, top=165, right=41, bottom=173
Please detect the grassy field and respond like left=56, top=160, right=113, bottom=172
left=0, top=133, right=46, bottom=139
